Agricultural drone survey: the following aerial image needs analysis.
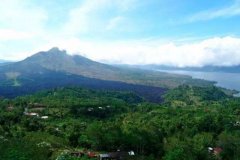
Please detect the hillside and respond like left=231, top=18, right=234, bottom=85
left=0, top=86, right=239, bottom=160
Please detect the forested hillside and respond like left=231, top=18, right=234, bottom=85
left=0, top=86, right=239, bottom=160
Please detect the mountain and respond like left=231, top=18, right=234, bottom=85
left=0, top=59, right=13, bottom=66
left=180, top=65, right=240, bottom=73
left=0, top=59, right=9, bottom=63
left=20, top=47, right=121, bottom=80
left=0, top=48, right=213, bottom=100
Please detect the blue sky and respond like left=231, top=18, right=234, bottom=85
left=0, top=0, right=240, bottom=66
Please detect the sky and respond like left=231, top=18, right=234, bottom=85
left=0, top=0, right=240, bottom=67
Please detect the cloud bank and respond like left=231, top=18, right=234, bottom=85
left=36, top=36, right=240, bottom=67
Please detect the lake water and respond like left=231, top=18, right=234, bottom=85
left=157, top=69, right=240, bottom=97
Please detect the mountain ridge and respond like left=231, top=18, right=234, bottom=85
left=1, top=47, right=210, bottom=88
left=0, top=59, right=8, bottom=63
left=19, top=47, right=121, bottom=80
left=0, top=47, right=214, bottom=99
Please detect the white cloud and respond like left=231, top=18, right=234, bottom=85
left=187, top=0, right=240, bottom=22
left=0, top=0, right=138, bottom=60
left=106, top=16, right=126, bottom=30
left=62, top=0, right=138, bottom=35
left=0, top=0, right=47, bottom=32
left=33, top=36, right=240, bottom=67
left=0, top=0, right=48, bottom=59
left=0, top=29, right=34, bottom=41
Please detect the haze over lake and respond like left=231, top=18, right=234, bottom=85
left=157, top=70, right=240, bottom=95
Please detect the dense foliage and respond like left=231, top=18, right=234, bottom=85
left=0, top=86, right=239, bottom=160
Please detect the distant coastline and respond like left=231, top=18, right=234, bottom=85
left=156, top=69, right=240, bottom=95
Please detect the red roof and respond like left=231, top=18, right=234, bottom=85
left=87, top=152, right=97, bottom=158
left=213, top=147, right=223, bottom=155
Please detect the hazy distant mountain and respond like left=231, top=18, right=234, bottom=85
left=0, top=47, right=213, bottom=99
left=0, top=59, right=14, bottom=66
left=140, top=64, right=240, bottom=73
left=181, top=65, right=240, bottom=73
left=0, top=59, right=11, bottom=63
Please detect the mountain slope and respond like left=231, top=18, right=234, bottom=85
left=22, top=48, right=214, bottom=87
left=21, top=47, right=120, bottom=79
left=0, top=48, right=167, bottom=101
left=0, top=48, right=213, bottom=100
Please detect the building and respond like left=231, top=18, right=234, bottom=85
left=24, top=112, right=39, bottom=116
left=208, top=147, right=223, bottom=157
left=99, top=151, right=134, bottom=160
left=213, top=147, right=223, bottom=156
left=70, top=152, right=84, bottom=157
left=41, top=116, right=49, bottom=119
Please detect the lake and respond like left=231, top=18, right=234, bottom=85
left=157, top=69, right=240, bottom=97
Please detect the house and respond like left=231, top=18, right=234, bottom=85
left=24, top=106, right=45, bottom=117
left=29, top=103, right=46, bottom=108
left=69, top=151, right=97, bottom=158
left=24, top=112, right=39, bottom=116
left=87, top=151, right=97, bottom=158
left=88, top=108, right=94, bottom=112
left=6, top=105, right=14, bottom=111
left=99, top=153, right=110, bottom=160
left=70, top=152, right=84, bottom=157
left=213, top=147, right=223, bottom=156
left=234, top=121, right=240, bottom=126
left=30, top=107, right=45, bottom=112
left=41, top=116, right=49, bottom=119
left=208, top=147, right=213, bottom=152
left=208, top=147, right=223, bottom=157
left=128, top=151, right=135, bottom=156
left=99, top=151, right=134, bottom=160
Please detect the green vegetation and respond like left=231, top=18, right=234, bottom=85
left=0, top=86, right=240, bottom=160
